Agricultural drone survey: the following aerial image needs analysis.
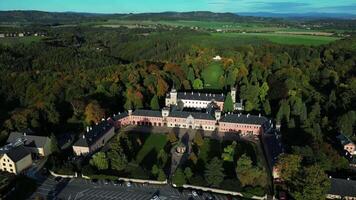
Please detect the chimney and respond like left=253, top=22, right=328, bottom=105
left=259, top=113, right=261, bottom=118
left=184, top=92, right=186, bottom=95
left=90, top=127, right=92, bottom=131
left=101, top=118, right=105, bottom=121
left=82, top=134, right=85, bottom=139
left=247, top=114, right=250, bottom=118
left=198, top=93, right=200, bottom=96
left=191, top=91, right=193, bottom=95
left=86, top=126, right=90, bottom=132
left=206, top=93, right=207, bottom=96
left=128, top=110, right=133, bottom=116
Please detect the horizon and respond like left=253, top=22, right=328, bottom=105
left=0, top=0, right=355, bottom=15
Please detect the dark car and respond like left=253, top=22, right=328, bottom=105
left=279, top=191, right=287, bottom=200
left=113, top=180, right=123, bottom=186
left=54, top=177, right=62, bottom=182
left=91, top=179, right=98, bottom=184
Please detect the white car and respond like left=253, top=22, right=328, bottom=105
left=150, top=195, right=160, bottom=200
left=126, top=182, right=132, bottom=187
left=192, top=191, right=198, bottom=197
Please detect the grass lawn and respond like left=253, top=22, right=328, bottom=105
left=135, top=133, right=168, bottom=164
left=201, top=63, right=224, bottom=89
left=210, top=32, right=339, bottom=46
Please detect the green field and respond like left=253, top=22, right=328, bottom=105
left=201, top=63, right=224, bottom=89
left=210, top=33, right=339, bottom=45
left=0, top=36, right=43, bottom=46
left=135, top=133, right=168, bottom=163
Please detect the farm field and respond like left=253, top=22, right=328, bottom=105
left=209, top=32, right=340, bottom=45
left=0, top=36, right=43, bottom=46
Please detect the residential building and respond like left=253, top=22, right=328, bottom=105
left=0, top=33, right=4, bottom=38
left=7, top=131, right=52, bottom=157
left=0, top=144, right=32, bottom=175
left=72, top=119, right=115, bottom=156
left=337, top=134, right=356, bottom=155
left=327, top=178, right=356, bottom=199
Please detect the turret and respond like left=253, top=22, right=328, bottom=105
left=231, top=87, right=237, bottom=104
left=215, top=110, right=222, bottom=121
left=162, top=107, right=170, bottom=118
left=170, top=87, right=178, bottom=105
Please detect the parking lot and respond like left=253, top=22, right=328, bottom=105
left=32, top=177, right=240, bottom=200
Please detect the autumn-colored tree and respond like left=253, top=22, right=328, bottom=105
left=156, top=77, right=169, bottom=97
left=193, top=132, right=204, bottom=146
left=167, top=131, right=178, bottom=143
left=85, top=100, right=105, bottom=124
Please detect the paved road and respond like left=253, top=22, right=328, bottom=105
left=46, top=178, right=235, bottom=200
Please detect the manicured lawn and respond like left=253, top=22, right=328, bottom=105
left=201, top=63, right=224, bottom=89
left=135, top=133, right=168, bottom=164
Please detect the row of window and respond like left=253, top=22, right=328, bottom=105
left=182, top=100, right=210, bottom=105
left=2, top=163, right=12, bottom=167
left=221, top=123, right=259, bottom=129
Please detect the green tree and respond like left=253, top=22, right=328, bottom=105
left=236, top=154, right=267, bottom=187
left=157, top=149, right=168, bottom=167
left=151, top=164, right=159, bottom=176
left=50, top=133, right=59, bottom=153
left=275, top=154, right=302, bottom=182
left=107, top=149, right=128, bottom=171
left=193, top=79, right=203, bottom=90
left=223, top=92, right=234, bottom=112
left=89, top=152, right=108, bottom=170
left=259, top=82, right=269, bottom=101
left=205, top=157, right=225, bottom=187
left=221, top=141, right=237, bottom=162
left=292, top=165, right=330, bottom=200
left=184, top=167, right=193, bottom=180
left=167, top=131, right=178, bottom=143
left=150, top=95, right=160, bottom=110
left=172, top=168, right=186, bottom=187
left=187, top=67, right=195, bottom=83
left=157, top=169, right=166, bottom=181
left=85, top=100, right=105, bottom=124
left=193, top=132, right=204, bottom=147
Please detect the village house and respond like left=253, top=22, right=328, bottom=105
left=337, top=134, right=356, bottom=156
left=0, top=144, right=32, bottom=175
left=7, top=131, right=52, bottom=157
left=72, top=120, right=115, bottom=156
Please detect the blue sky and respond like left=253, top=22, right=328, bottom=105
left=0, top=0, right=355, bottom=14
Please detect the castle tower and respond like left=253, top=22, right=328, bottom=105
left=162, top=107, right=170, bottom=118
left=170, top=87, right=178, bottom=105
left=231, top=87, right=237, bottom=104
left=215, top=110, right=222, bottom=121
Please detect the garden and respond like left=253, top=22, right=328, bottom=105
left=172, top=132, right=269, bottom=197
left=81, top=131, right=173, bottom=181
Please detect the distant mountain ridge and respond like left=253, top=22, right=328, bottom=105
left=238, top=12, right=356, bottom=19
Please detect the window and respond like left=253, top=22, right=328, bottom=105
left=10, top=169, right=13, bottom=172
left=2, top=163, right=5, bottom=166
left=9, top=164, right=12, bottom=167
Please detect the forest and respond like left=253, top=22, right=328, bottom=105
left=0, top=13, right=355, bottom=199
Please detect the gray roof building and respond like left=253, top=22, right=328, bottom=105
left=336, top=134, right=353, bottom=146
left=169, top=111, right=215, bottom=120
left=220, top=113, right=268, bottom=125
left=74, top=120, right=114, bottom=147
left=132, top=109, right=162, bottom=117
left=7, top=132, right=50, bottom=150
left=328, top=178, right=356, bottom=198
left=3, top=145, right=31, bottom=162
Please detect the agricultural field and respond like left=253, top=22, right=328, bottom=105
left=0, top=36, right=43, bottom=46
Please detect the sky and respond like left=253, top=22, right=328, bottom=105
left=0, top=0, right=355, bottom=14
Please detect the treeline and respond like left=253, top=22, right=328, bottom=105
left=0, top=26, right=355, bottom=199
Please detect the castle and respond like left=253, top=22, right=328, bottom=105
left=165, top=87, right=243, bottom=111
left=73, top=88, right=271, bottom=156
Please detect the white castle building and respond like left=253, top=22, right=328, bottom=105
left=165, top=87, right=243, bottom=111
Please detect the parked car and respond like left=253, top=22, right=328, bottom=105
left=104, top=179, right=110, bottom=185
left=279, top=191, right=287, bottom=200
left=192, top=190, right=198, bottom=197
left=91, top=179, right=98, bottom=184
left=113, top=180, right=123, bottom=186
left=126, top=182, right=132, bottom=187
left=150, top=195, right=160, bottom=200
left=54, top=177, right=62, bottom=182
